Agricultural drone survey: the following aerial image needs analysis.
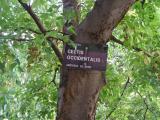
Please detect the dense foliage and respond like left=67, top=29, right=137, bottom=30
left=0, top=0, right=160, bottom=120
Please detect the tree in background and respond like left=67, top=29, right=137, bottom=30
left=0, top=0, right=160, bottom=120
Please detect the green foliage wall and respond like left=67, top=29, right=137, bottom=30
left=0, top=0, right=160, bottom=120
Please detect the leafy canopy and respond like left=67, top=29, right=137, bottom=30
left=0, top=0, right=160, bottom=120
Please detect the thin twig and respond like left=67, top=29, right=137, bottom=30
left=128, top=82, right=157, bottom=119
left=121, top=77, right=130, bottom=97
left=16, top=27, right=64, bottom=35
left=105, top=77, right=130, bottom=120
left=0, top=34, right=34, bottom=42
left=144, top=106, right=148, bottom=120
left=136, top=91, right=149, bottom=120
left=49, top=67, right=59, bottom=88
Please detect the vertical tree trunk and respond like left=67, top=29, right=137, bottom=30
left=56, top=0, right=136, bottom=120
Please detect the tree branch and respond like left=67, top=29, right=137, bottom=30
left=128, top=82, right=157, bottom=119
left=76, top=0, right=137, bottom=43
left=105, top=77, right=130, bottom=119
left=110, top=35, right=152, bottom=57
left=18, top=0, right=46, bottom=33
left=47, top=37, right=63, bottom=62
left=105, top=78, right=154, bottom=120
left=18, top=0, right=63, bottom=63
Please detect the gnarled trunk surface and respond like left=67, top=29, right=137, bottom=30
left=56, top=0, right=136, bottom=120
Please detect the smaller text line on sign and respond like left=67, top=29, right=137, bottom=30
left=63, top=43, right=108, bottom=71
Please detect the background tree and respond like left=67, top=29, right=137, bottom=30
left=0, top=0, right=160, bottom=120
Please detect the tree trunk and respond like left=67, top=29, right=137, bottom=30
left=56, top=0, right=136, bottom=120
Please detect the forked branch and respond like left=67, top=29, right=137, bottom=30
left=18, top=0, right=63, bottom=63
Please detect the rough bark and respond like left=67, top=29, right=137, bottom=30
left=57, top=0, right=136, bottom=120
